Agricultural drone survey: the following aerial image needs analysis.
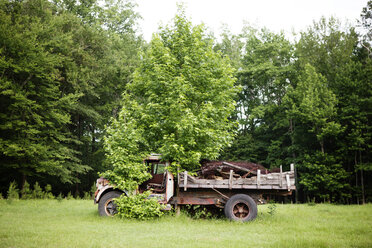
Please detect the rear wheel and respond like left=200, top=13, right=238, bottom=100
left=98, top=191, right=123, bottom=216
left=224, top=194, right=257, bottom=222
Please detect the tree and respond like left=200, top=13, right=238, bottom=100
left=0, top=0, right=142, bottom=195
left=292, top=17, right=371, bottom=203
left=53, top=0, right=143, bottom=194
left=299, top=152, right=350, bottom=203
left=218, top=26, right=296, bottom=168
left=0, top=0, right=90, bottom=186
left=284, top=64, right=341, bottom=154
left=102, top=8, right=239, bottom=189
left=359, top=0, right=372, bottom=56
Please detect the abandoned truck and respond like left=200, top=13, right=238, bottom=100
left=94, top=154, right=295, bottom=222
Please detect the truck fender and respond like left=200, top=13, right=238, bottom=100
left=94, top=186, right=127, bottom=204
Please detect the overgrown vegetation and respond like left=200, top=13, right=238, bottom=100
left=114, top=192, right=164, bottom=220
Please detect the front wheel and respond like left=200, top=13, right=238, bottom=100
left=98, top=191, right=122, bottom=216
left=224, top=194, right=257, bottom=222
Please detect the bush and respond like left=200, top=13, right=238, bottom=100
left=7, top=181, right=19, bottom=200
left=32, top=182, right=44, bottom=199
left=83, top=192, right=91, bottom=200
left=66, top=192, right=74, bottom=200
left=44, top=184, right=55, bottom=199
left=56, top=193, right=64, bottom=202
left=21, top=181, right=33, bottom=199
left=114, top=192, right=164, bottom=220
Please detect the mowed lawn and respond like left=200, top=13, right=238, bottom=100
left=0, top=200, right=371, bottom=248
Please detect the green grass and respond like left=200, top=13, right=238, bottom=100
left=0, top=200, right=371, bottom=248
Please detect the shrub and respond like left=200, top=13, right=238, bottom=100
left=66, top=192, right=74, bottom=200
left=83, top=192, right=91, bottom=200
left=21, top=181, right=33, bottom=199
left=7, top=181, right=19, bottom=200
left=56, top=193, right=64, bottom=202
left=44, top=184, right=54, bottom=199
left=32, top=182, right=44, bottom=199
left=114, top=192, right=164, bottom=220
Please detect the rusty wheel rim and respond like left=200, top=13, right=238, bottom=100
left=104, top=199, right=117, bottom=216
left=232, top=202, right=249, bottom=219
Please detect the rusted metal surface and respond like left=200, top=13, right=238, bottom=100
left=233, top=202, right=250, bottom=219
left=200, top=160, right=268, bottom=179
left=172, top=196, right=217, bottom=205
left=171, top=190, right=224, bottom=205
left=171, top=189, right=266, bottom=205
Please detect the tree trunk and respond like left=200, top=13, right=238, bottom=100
left=289, top=118, right=298, bottom=203
left=360, top=151, right=365, bottom=204
left=320, top=140, right=325, bottom=154
left=21, top=173, right=26, bottom=191
left=355, top=152, right=359, bottom=205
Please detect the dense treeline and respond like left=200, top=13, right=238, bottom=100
left=0, top=0, right=371, bottom=203
left=218, top=10, right=372, bottom=203
left=0, top=0, right=143, bottom=196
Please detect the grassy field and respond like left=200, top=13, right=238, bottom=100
left=0, top=200, right=371, bottom=248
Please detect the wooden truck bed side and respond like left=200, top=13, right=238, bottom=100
left=178, top=165, right=296, bottom=192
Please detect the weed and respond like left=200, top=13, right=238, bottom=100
left=268, top=201, right=277, bottom=216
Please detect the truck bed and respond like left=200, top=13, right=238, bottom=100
left=178, top=166, right=296, bottom=192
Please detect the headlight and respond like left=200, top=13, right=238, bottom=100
left=96, top=178, right=109, bottom=190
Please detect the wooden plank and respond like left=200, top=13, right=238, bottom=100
left=181, top=178, right=287, bottom=186
left=222, top=162, right=256, bottom=175
left=257, top=169, right=261, bottom=188
left=280, top=165, right=283, bottom=188
left=229, top=170, right=233, bottom=190
left=178, top=171, right=296, bottom=188
left=286, top=174, right=290, bottom=191
left=184, top=171, right=188, bottom=191
left=180, top=184, right=292, bottom=190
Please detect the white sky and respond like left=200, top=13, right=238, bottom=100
left=136, top=0, right=368, bottom=41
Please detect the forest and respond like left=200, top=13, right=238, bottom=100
left=0, top=0, right=371, bottom=204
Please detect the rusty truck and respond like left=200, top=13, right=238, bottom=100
left=94, top=154, right=295, bottom=222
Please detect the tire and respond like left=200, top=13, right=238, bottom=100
left=98, top=191, right=123, bottom=217
left=224, top=194, right=257, bottom=222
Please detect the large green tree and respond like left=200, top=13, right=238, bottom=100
left=219, top=26, right=296, bottom=168
left=0, top=0, right=142, bottom=195
left=0, top=0, right=90, bottom=185
left=103, top=9, right=239, bottom=190
left=217, top=17, right=371, bottom=203
left=295, top=17, right=371, bottom=203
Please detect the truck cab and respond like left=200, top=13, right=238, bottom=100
left=94, top=154, right=174, bottom=216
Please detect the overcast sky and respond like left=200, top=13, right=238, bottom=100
left=136, top=0, right=368, bottom=41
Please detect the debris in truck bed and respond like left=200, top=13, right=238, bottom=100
left=199, top=160, right=269, bottom=179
